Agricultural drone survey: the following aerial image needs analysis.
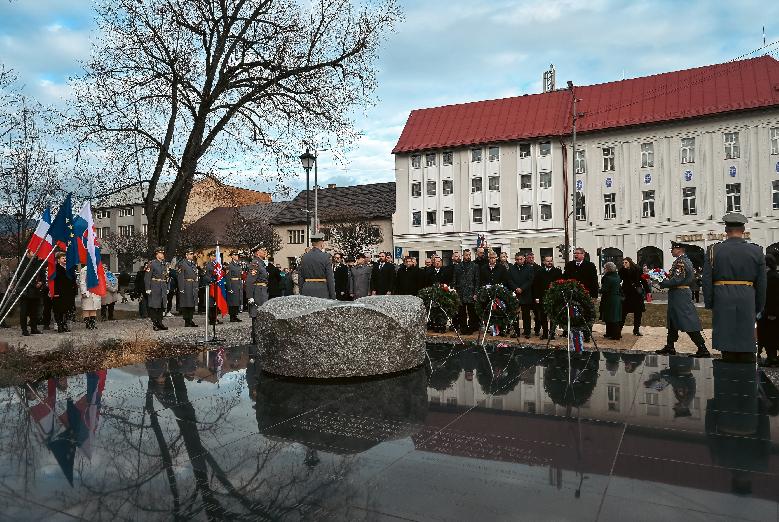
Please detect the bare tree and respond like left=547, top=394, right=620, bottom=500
left=224, top=208, right=281, bottom=256
left=0, top=97, right=60, bottom=260
left=177, top=220, right=215, bottom=256
left=325, top=211, right=383, bottom=259
left=69, top=0, right=401, bottom=258
left=100, top=232, right=151, bottom=271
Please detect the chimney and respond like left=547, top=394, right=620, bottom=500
left=327, top=183, right=336, bottom=189
left=542, top=64, right=555, bottom=93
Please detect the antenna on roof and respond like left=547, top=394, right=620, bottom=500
left=763, top=26, right=766, bottom=47
left=543, top=64, right=555, bottom=93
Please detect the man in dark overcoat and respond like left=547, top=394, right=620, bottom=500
left=299, top=234, right=335, bottom=299
left=508, top=253, right=535, bottom=338
left=145, top=247, right=169, bottom=331
left=370, top=251, right=396, bottom=295
left=454, top=249, right=480, bottom=334
left=177, top=249, right=199, bottom=327
left=703, top=213, right=767, bottom=361
left=533, top=255, right=563, bottom=340
left=656, top=242, right=709, bottom=357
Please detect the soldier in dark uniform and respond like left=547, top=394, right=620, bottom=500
left=203, top=250, right=220, bottom=324
left=176, top=249, right=199, bottom=327
left=298, top=234, right=335, bottom=299
left=144, top=247, right=169, bottom=331
left=656, top=242, right=709, bottom=357
left=703, top=213, right=767, bottom=362
left=245, top=245, right=270, bottom=344
left=225, top=251, right=244, bottom=322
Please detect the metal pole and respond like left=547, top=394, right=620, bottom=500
left=204, top=277, right=209, bottom=342
left=305, top=166, right=310, bottom=246
left=571, top=91, right=578, bottom=259
left=0, top=235, right=50, bottom=320
left=313, top=151, right=319, bottom=234
left=0, top=249, right=55, bottom=326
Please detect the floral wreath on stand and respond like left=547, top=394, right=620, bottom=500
left=418, top=284, right=461, bottom=329
left=475, top=284, right=519, bottom=336
left=542, top=279, right=596, bottom=340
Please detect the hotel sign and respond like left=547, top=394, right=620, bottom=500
left=676, top=232, right=751, bottom=242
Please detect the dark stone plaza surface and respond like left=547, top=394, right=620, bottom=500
left=0, top=343, right=777, bottom=521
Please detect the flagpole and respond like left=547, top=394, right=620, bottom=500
left=204, top=280, right=210, bottom=343
left=0, top=233, right=51, bottom=314
left=0, top=248, right=56, bottom=326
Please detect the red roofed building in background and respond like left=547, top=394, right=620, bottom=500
left=392, top=56, right=779, bottom=270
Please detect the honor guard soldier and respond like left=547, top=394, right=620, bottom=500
left=245, top=245, right=270, bottom=343
left=656, top=241, right=710, bottom=357
left=226, top=251, right=244, bottom=322
left=703, top=213, right=767, bottom=362
left=299, top=233, right=336, bottom=299
left=145, top=247, right=169, bottom=331
left=204, top=250, right=221, bottom=324
left=177, top=249, right=199, bottom=327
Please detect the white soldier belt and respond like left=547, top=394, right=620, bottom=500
left=152, top=277, right=166, bottom=282
left=230, top=277, right=241, bottom=281
left=672, top=285, right=690, bottom=289
left=253, top=282, right=267, bottom=286
left=305, top=278, right=327, bottom=282
left=713, top=280, right=753, bottom=286
left=184, top=278, right=195, bottom=282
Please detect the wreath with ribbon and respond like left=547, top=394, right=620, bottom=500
left=542, top=279, right=596, bottom=331
left=418, top=284, right=461, bottom=328
left=475, top=284, right=519, bottom=336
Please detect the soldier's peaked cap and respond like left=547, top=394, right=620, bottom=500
left=252, top=244, right=266, bottom=251
left=229, top=250, right=239, bottom=256
left=154, top=246, right=166, bottom=254
left=722, top=212, right=748, bottom=227
left=670, top=241, right=688, bottom=249
left=310, top=233, right=325, bottom=241
left=185, top=248, right=195, bottom=254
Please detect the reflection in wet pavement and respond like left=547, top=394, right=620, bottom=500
left=0, top=344, right=778, bottom=521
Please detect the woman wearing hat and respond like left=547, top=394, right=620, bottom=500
left=79, top=264, right=102, bottom=330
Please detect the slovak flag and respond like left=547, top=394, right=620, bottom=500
left=26, top=207, right=54, bottom=260
left=210, top=245, right=228, bottom=316
left=73, top=201, right=106, bottom=296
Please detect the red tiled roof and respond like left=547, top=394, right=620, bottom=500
left=392, top=56, right=779, bottom=154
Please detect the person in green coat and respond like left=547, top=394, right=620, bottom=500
left=600, top=261, right=622, bottom=340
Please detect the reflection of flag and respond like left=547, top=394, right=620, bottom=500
left=48, top=399, right=82, bottom=486
left=26, top=207, right=53, bottom=260
left=63, top=370, right=106, bottom=459
left=73, top=202, right=106, bottom=296
left=29, top=379, right=57, bottom=439
left=569, top=330, right=584, bottom=352
left=210, top=245, right=228, bottom=316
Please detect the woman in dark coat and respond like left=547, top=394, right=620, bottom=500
left=758, top=254, right=779, bottom=366
left=600, top=262, right=622, bottom=340
left=619, top=257, right=648, bottom=336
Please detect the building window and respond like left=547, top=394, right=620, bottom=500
left=488, top=175, right=500, bottom=191
left=101, top=226, right=110, bottom=238
left=425, top=153, right=436, bottom=167
left=472, top=208, right=483, bottom=223
left=411, top=155, right=421, bottom=168
left=682, top=187, right=697, bottom=215
left=773, top=180, right=779, bottom=209
left=520, top=173, right=532, bottom=190
left=539, top=142, right=551, bottom=156
left=488, top=146, right=500, bottom=161
left=519, top=143, right=531, bottom=158
left=489, top=207, right=501, bottom=222
left=471, top=177, right=483, bottom=193
left=141, top=206, right=146, bottom=215
left=640, top=142, right=654, bottom=168
left=95, top=209, right=110, bottom=219
left=642, top=190, right=655, bottom=218
left=724, top=132, right=740, bottom=159
left=119, top=225, right=134, bottom=236
left=575, top=192, right=586, bottom=221
left=119, top=207, right=134, bottom=217
left=770, top=128, right=779, bottom=155
left=574, top=150, right=586, bottom=174
left=426, top=211, right=437, bottom=225
left=443, top=151, right=453, bottom=165
left=411, top=211, right=421, bottom=227
left=520, top=205, right=532, bottom=222
left=681, top=137, right=695, bottom=164
left=540, top=204, right=552, bottom=221
left=426, top=180, right=436, bottom=196
left=471, top=149, right=482, bottom=162
left=288, top=229, right=305, bottom=244
left=603, top=193, right=616, bottom=220
left=443, top=210, right=454, bottom=225
left=411, top=182, right=421, bottom=198
left=602, top=147, right=615, bottom=171
left=539, top=171, right=552, bottom=189
left=442, top=179, right=454, bottom=195
left=726, top=183, right=741, bottom=212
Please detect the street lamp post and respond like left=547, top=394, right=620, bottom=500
left=299, top=149, right=316, bottom=246
left=14, top=211, right=24, bottom=261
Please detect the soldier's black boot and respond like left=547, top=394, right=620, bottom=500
left=656, top=345, right=676, bottom=355
left=689, top=331, right=710, bottom=358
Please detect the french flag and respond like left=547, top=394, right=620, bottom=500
left=210, top=245, right=228, bottom=316
left=26, top=207, right=53, bottom=260
left=73, top=201, right=106, bottom=296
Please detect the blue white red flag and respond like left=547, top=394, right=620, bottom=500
left=210, top=245, right=228, bottom=316
left=72, top=201, right=106, bottom=296
left=26, top=207, right=53, bottom=260
left=569, top=330, right=584, bottom=352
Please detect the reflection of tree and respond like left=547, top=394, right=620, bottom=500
left=427, top=350, right=462, bottom=391
left=476, top=351, right=521, bottom=396
left=543, top=351, right=601, bottom=408
left=620, top=354, right=645, bottom=374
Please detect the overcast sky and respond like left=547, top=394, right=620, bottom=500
left=1, top=0, right=778, bottom=199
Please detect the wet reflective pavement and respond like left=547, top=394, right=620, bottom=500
left=1, top=345, right=778, bottom=521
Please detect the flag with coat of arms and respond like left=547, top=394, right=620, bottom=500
left=210, top=245, right=228, bottom=316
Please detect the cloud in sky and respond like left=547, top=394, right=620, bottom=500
left=2, top=0, right=778, bottom=198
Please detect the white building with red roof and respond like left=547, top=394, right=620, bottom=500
left=392, top=56, right=779, bottom=269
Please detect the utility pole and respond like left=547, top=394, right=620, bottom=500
left=567, top=80, right=579, bottom=261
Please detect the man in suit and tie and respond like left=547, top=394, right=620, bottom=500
left=563, top=247, right=599, bottom=341
left=423, top=255, right=454, bottom=288
left=479, top=250, right=512, bottom=288
left=371, top=251, right=396, bottom=295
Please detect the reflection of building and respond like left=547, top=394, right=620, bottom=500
left=393, top=56, right=779, bottom=269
